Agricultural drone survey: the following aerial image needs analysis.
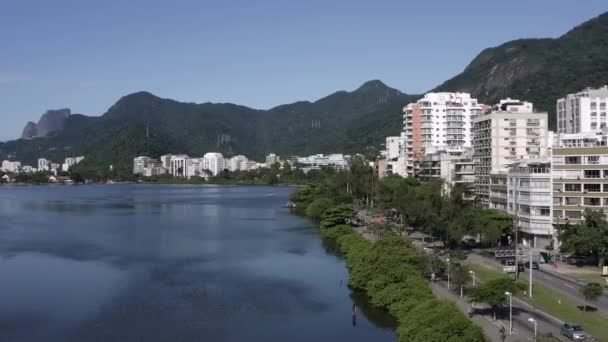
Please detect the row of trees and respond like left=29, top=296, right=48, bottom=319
left=291, top=157, right=513, bottom=248
left=317, top=204, right=486, bottom=342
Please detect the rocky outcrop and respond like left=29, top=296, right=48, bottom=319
left=21, top=122, right=38, bottom=139
left=21, top=108, right=71, bottom=139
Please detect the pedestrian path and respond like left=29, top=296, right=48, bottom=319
left=430, top=281, right=530, bottom=341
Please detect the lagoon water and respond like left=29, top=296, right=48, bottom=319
left=0, top=185, right=395, bottom=341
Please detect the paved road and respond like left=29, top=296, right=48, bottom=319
left=431, top=280, right=566, bottom=341
left=473, top=249, right=608, bottom=316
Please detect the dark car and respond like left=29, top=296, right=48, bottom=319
left=561, top=323, right=587, bottom=340
left=564, top=255, right=594, bottom=266
left=525, top=261, right=540, bottom=269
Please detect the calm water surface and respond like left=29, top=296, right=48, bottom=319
left=0, top=184, right=395, bottom=341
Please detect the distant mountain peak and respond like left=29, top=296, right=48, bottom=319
left=355, top=79, right=390, bottom=92
left=20, top=108, right=71, bottom=139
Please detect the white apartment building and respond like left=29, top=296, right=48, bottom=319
left=1, top=160, right=21, bottom=173
left=160, top=155, right=172, bottom=169
left=240, top=160, right=260, bottom=171
left=552, top=133, right=608, bottom=227
left=133, top=156, right=153, bottom=175
left=382, top=135, right=407, bottom=177
left=417, top=148, right=475, bottom=193
left=203, top=152, right=225, bottom=176
left=293, top=154, right=349, bottom=173
left=265, top=153, right=280, bottom=167
left=473, top=99, right=549, bottom=206
left=50, top=163, right=61, bottom=174
left=505, top=159, right=553, bottom=248
left=62, top=156, right=85, bottom=172
left=557, top=85, right=608, bottom=134
left=186, top=158, right=207, bottom=178
left=403, top=92, right=483, bottom=177
left=228, top=155, right=248, bottom=172
left=38, top=158, right=50, bottom=171
left=21, top=165, right=35, bottom=173
left=170, top=155, right=189, bottom=177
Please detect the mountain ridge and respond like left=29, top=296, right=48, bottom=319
left=3, top=11, right=608, bottom=177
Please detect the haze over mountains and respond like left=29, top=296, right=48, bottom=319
left=1, top=11, right=607, bottom=176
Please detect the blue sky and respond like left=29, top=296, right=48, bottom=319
left=1, top=0, right=606, bottom=141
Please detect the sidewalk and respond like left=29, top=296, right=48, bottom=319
left=430, top=281, right=527, bottom=342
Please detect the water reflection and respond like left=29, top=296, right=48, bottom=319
left=0, top=185, right=395, bottom=341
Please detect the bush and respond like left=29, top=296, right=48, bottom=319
left=305, top=198, right=334, bottom=220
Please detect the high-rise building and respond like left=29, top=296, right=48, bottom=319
left=38, top=158, right=50, bottom=171
left=403, top=92, right=483, bottom=176
left=133, top=156, right=153, bottom=175
left=557, top=85, right=608, bottom=134
left=473, top=99, right=549, bottom=206
left=203, top=153, right=225, bottom=176
left=170, top=155, right=189, bottom=177
left=506, top=159, right=553, bottom=248
left=552, top=134, right=608, bottom=227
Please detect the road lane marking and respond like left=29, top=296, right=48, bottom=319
left=563, top=283, right=575, bottom=289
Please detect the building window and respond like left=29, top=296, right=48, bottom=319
left=584, top=170, right=600, bottom=178
left=565, top=211, right=582, bottom=219
left=565, top=183, right=581, bottom=192
left=586, top=156, right=600, bottom=164
left=539, top=207, right=550, bottom=216
left=565, top=197, right=580, bottom=205
left=584, top=184, right=601, bottom=192
left=584, top=198, right=601, bottom=206
left=565, top=156, right=581, bottom=164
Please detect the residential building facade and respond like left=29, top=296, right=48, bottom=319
left=473, top=99, right=549, bottom=206
left=417, top=148, right=475, bottom=193
left=557, top=85, right=608, bottom=134
left=552, top=138, right=608, bottom=226
left=265, top=153, right=280, bottom=167
left=506, top=159, right=553, bottom=248
left=403, top=92, right=483, bottom=176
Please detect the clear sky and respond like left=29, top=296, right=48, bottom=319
left=1, top=0, right=606, bottom=141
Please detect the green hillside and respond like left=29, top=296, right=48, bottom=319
left=435, top=11, right=608, bottom=127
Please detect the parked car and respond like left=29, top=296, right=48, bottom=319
left=561, top=323, right=587, bottom=340
left=564, top=255, right=594, bottom=266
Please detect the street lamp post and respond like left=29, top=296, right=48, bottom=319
left=528, top=317, right=538, bottom=341
left=505, top=291, right=513, bottom=335
left=446, top=258, right=451, bottom=291
left=469, top=270, right=476, bottom=287
left=529, top=249, right=533, bottom=298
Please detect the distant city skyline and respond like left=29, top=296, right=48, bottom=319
left=1, top=0, right=607, bottom=141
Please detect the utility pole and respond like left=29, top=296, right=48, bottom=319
left=513, top=175, right=519, bottom=280
left=529, top=249, right=533, bottom=298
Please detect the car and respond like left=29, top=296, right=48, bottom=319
left=565, top=255, right=594, bottom=266
left=561, top=323, right=587, bottom=340
left=525, top=261, right=540, bottom=269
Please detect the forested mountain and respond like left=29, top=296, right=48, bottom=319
left=2, top=11, right=607, bottom=176
left=0, top=81, right=417, bottom=176
left=434, top=11, right=608, bottom=127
